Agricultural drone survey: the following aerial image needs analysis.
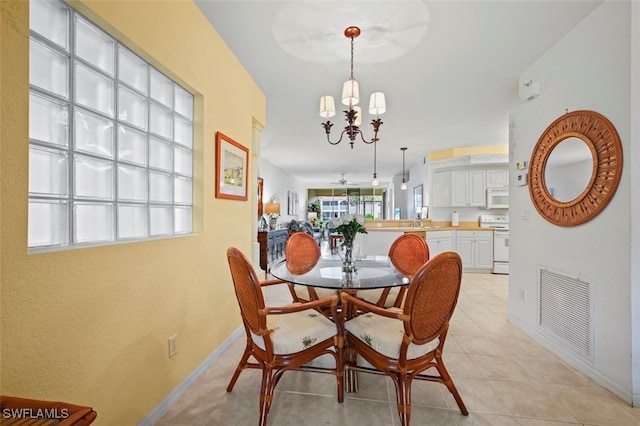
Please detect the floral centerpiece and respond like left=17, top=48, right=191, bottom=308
left=327, top=213, right=368, bottom=241
left=327, top=214, right=367, bottom=270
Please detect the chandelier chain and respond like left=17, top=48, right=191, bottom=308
left=349, top=35, right=355, bottom=82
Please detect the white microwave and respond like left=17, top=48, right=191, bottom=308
left=486, top=188, right=509, bottom=209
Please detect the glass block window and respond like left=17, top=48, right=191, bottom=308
left=28, top=0, right=193, bottom=251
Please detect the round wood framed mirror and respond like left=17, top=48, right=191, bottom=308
left=528, top=110, right=623, bottom=226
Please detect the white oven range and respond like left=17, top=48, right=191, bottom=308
left=479, top=215, right=509, bottom=274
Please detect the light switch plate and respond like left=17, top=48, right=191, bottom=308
left=517, top=173, right=528, bottom=186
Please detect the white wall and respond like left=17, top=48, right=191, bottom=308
left=393, top=159, right=431, bottom=220
left=258, top=157, right=306, bottom=227
left=630, top=0, right=640, bottom=407
left=509, top=0, right=635, bottom=403
left=393, top=172, right=408, bottom=219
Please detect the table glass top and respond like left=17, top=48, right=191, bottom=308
left=270, top=255, right=409, bottom=290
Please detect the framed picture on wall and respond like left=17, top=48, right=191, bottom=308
left=257, top=177, right=264, bottom=217
left=413, top=184, right=423, bottom=216
left=286, top=191, right=299, bottom=216
left=215, top=132, right=249, bottom=201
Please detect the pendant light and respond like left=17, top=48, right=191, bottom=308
left=400, top=147, right=407, bottom=190
left=372, top=140, right=379, bottom=186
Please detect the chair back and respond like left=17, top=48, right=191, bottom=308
left=388, top=233, right=430, bottom=277
left=286, top=232, right=321, bottom=275
left=403, top=251, right=462, bottom=345
left=226, top=247, right=267, bottom=334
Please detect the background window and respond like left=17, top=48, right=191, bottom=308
left=28, top=0, right=194, bottom=251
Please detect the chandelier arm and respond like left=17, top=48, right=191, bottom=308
left=358, top=131, right=376, bottom=145
left=356, top=117, right=384, bottom=144
left=323, top=124, right=349, bottom=146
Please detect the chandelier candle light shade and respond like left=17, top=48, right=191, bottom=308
left=320, top=26, right=386, bottom=149
left=401, top=147, right=408, bottom=190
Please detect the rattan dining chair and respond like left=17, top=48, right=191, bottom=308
left=226, top=247, right=344, bottom=426
left=285, top=232, right=338, bottom=303
left=358, top=233, right=429, bottom=308
left=341, top=251, right=467, bottom=426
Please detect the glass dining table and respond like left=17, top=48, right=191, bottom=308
left=269, top=254, right=409, bottom=291
left=269, top=254, right=410, bottom=393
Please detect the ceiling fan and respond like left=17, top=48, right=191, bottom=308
left=331, top=173, right=358, bottom=186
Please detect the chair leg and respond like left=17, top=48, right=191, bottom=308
left=436, top=355, right=468, bottom=416
left=374, top=287, right=391, bottom=307
left=286, top=283, right=299, bottom=302
left=227, top=339, right=252, bottom=392
left=391, top=373, right=412, bottom=426
left=336, top=342, right=344, bottom=402
left=393, top=286, right=408, bottom=308
left=258, top=366, right=277, bottom=426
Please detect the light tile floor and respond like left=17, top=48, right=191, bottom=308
left=156, top=264, right=640, bottom=425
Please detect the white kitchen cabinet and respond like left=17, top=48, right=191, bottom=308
left=426, top=230, right=453, bottom=257
left=455, top=230, right=493, bottom=271
left=431, top=169, right=486, bottom=207
left=452, top=170, right=486, bottom=206
left=486, top=169, right=509, bottom=187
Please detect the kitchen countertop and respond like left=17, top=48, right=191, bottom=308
left=365, top=222, right=493, bottom=232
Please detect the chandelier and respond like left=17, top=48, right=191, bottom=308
left=319, top=26, right=386, bottom=149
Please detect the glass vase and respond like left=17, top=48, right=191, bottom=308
left=338, top=238, right=359, bottom=272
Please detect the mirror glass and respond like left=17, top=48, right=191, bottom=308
left=544, top=137, right=593, bottom=202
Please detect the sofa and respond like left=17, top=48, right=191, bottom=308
left=287, top=220, right=323, bottom=245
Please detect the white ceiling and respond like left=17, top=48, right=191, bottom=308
left=195, top=0, right=603, bottom=188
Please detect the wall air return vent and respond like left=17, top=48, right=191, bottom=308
left=538, top=267, right=593, bottom=360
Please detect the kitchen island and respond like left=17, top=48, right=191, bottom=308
left=359, top=220, right=494, bottom=272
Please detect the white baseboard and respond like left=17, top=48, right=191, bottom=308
left=508, top=314, right=633, bottom=405
left=137, top=327, right=243, bottom=426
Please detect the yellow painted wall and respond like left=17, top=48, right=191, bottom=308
left=0, top=1, right=264, bottom=424
left=428, top=145, right=508, bottom=162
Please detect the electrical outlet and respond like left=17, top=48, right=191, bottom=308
left=168, top=335, right=178, bottom=358
left=521, top=289, right=527, bottom=301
